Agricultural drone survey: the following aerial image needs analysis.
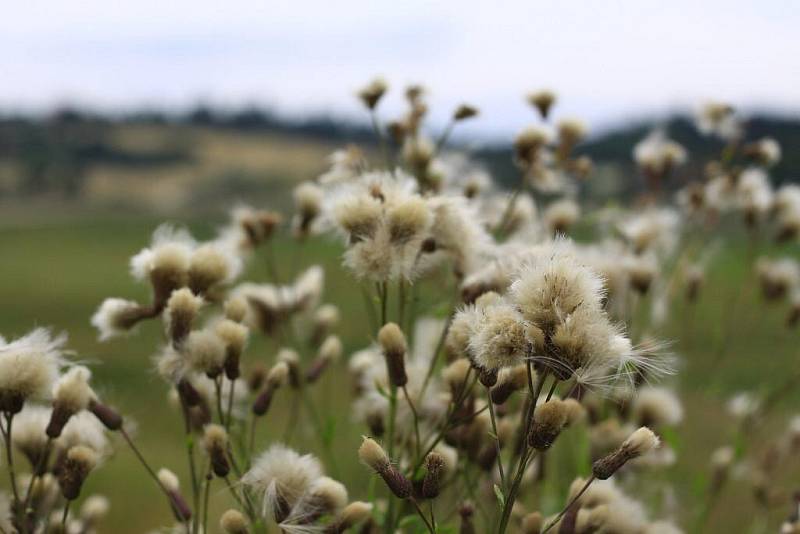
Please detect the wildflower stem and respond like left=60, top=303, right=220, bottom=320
left=22, top=436, right=53, bottom=517
left=225, top=379, right=236, bottom=431
left=202, top=467, right=212, bottom=534
left=486, top=385, right=507, bottom=490
left=402, top=385, right=422, bottom=460
left=413, top=370, right=477, bottom=475
left=410, top=498, right=436, bottom=534
left=541, top=475, right=596, bottom=533
left=434, top=119, right=455, bottom=155
left=377, top=281, right=389, bottom=326
left=214, top=377, right=226, bottom=426
left=497, top=174, right=525, bottom=237
left=119, top=428, right=186, bottom=520
left=61, top=502, right=70, bottom=529
left=1, top=413, right=21, bottom=505
left=419, top=298, right=456, bottom=401
left=497, top=368, right=549, bottom=534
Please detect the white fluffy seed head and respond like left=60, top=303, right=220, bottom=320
left=314, top=304, right=340, bottom=330
left=53, top=366, right=95, bottom=414
left=215, top=320, right=249, bottom=354
left=469, top=302, right=527, bottom=371
left=90, top=298, right=142, bottom=341
left=203, top=424, right=228, bottom=452
left=220, top=509, right=249, bottom=533
left=242, top=444, right=323, bottom=512
left=267, top=362, right=289, bottom=388
left=80, top=495, right=110, bottom=523
left=224, top=297, right=249, bottom=323
left=318, top=336, right=343, bottom=363
left=378, top=323, right=407, bottom=357
left=358, top=437, right=389, bottom=471
left=189, top=243, right=241, bottom=293
left=183, top=330, right=226, bottom=376
left=0, top=328, right=66, bottom=405
left=167, top=288, right=203, bottom=319
left=621, top=427, right=660, bottom=457
left=157, top=468, right=180, bottom=492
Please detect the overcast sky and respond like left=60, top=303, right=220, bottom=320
left=2, top=0, right=798, bottom=136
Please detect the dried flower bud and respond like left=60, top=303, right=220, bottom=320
left=358, top=437, right=411, bottom=498
left=528, top=399, right=568, bottom=450
left=220, top=509, right=249, bottom=534
left=166, top=288, right=203, bottom=346
left=277, top=348, right=301, bottom=388
left=88, top=399, right=124, bottom=431
left=592, top=426, right=659, bottom=479
left=203, top=424, right=230, bottom=477
left=224, top=296, right=249, bottom=323
left=177, top=378, right=202, bottom=407
left=491, top=365, right=529, bottom=405
left=59, top=446, right=98, bottom=500
left=358, top=78, right=388, bottom=110
left=183, top=330, right=226, bottom=378
left=421, top=452, right=446, bottom=499
left=453, top=104, right=478, bottom=121
left=306, top=336, right=342, bottom=384
left=215, top=319, right=248, bottom=380
left=158, top=468, right=192, bottom=522
left=378, top=323, right=408, bottom=387
left=527, top=90, right=556, bottom=120
left=48, top=366, right=95, bottom=438
left=459, top=502, right=476, bottom=534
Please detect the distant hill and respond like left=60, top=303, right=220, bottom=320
left=1, top=106, right=797, bottom=207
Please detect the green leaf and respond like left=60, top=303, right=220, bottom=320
left=494, top=483, right=506, bottom=508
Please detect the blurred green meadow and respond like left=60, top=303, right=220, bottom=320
left=1, top=210, right=798, bottom=532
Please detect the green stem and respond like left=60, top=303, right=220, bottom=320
left=402, top=385, right=422, bottom=461
left=541, top=475, right=595, bottom=533
left=486, top=386, right=507, bottom=490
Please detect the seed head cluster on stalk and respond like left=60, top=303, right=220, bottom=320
left=2, top=79, right=799, bottom=534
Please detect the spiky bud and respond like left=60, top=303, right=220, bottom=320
left=358, top=437, right=411, bottom=499
left=421, top=452, right=446, bottom=499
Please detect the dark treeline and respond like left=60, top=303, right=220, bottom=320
left=1, top=105, right=798, bottom=199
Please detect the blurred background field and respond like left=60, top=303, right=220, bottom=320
left=1, top=202, right=798, bottom=532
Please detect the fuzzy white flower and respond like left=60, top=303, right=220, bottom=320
left=0, top=328, right=67, bottom=409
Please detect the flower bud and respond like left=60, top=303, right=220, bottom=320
left=378, top=323, right=408, bottom=387
left=358, top=437, right=411, bottom=499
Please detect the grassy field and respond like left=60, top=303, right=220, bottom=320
left=0, top=212, right=798, bottom=532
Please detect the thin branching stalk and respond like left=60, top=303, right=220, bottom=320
left=60, top=503, right=70, bottom=530
left=2, top=414, right=20, bottom=505
left=119, top=428, right=185, bottom=520
left=410, top=498, right=436, bottom=534
left=542, top=475, right=596, bottom=533
left=434, top=119, right=455, bottom=155
left=225, top=379, right=236, bottom=431
left=419, top=298, right=457, bottom=401
left=486, top=385, right=507, bottom=490
left=402, top=385, right=422, bottom=460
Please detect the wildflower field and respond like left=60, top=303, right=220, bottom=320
left=1, top=85, right=799, bottom=534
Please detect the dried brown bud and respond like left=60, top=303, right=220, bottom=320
left=88, top=400, right=124, bottom=431
left=453, top=104, right=478, bottom=121
left=378, top=323, right=408, bottom=387
left=528, top=399, right=568, bottom=451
